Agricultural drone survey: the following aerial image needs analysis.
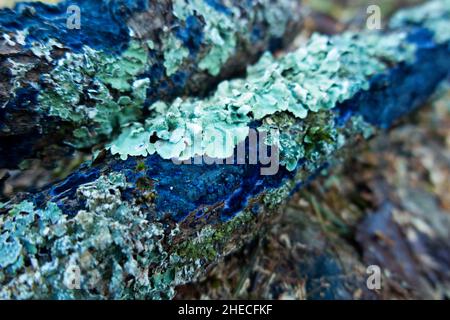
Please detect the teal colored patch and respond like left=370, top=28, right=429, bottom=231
left=162, top=33, right=190, bottom=76
left=0, top=233, right=22, bottom=268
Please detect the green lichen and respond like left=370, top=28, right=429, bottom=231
left=0, top=234, right=22, bottom=269
left=110, top=29, right=415, bottom=170
left=38, top=41, right=149, bottom=148
left=0, top=171, right=276, bottom=299
left=0, top=200, right=63, bottom=275
left=97, top=41, right=148, bottom=92
left=263, top=181, right=294, bottom=208
left=171, top=0, right=296, bottom=76
left=390, top=0, right=450, bottom=44
left=109, top=123, right=154, bottom=160
left=260, top=111, right=340, bottom=171
left=173, top=0, right=238, bottom=76
left=109, top=96, right=250, bottom=160
left=244, top=31, right=415, bottom=118
left=0, top=173, right=177, bottom=299
left=262, top=114, right=376, bottom=209
left=162, top=33, right=189, bottom=76
left=3, top=0, right=304, bottom=160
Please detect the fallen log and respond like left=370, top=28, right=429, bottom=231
left=0, top=0, right=449, bottom=299
left=0, top=0, right=304, bottom=168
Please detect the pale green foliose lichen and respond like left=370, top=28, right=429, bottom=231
left=38, top=41, right=149, bottom=147
left=260, top=111, right=340, bottom=172
left=390, top=0, right=450, bottom=44
left=0, top=173, right=179, bottom=299
left=2, top=0, right=304, bottom=160
left=109, top=123, right=154, bottom=160
left=1, top=34, right=58, bottom=107
left=162, top=33, right=190, bottom=76
left=171, top=0, right=296, bottom=76
left=0, top=171, right=273, bottom=299
left=109, top=95, right=251, bottom=160
left=173, top=0, right=239, bottom=76
left=110, top=30, right=416, bottom=170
